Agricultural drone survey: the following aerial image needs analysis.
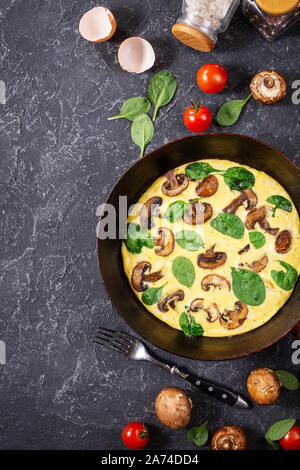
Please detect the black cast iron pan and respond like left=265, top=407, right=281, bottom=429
left=97, top=134, right=300, bottom=360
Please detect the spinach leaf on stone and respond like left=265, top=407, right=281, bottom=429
left=148, top=70, right=177, bottom=121
left=275, top=370, right=299, bottom=391
left=107, top=97, right=151, bottom=121
left=187, top=421, right=209, bottom=447
left=131, top=113, right=154, bottom=158
left=265, top=419, right=296, bottom=450
left=217, top=94, right=252, bottom=126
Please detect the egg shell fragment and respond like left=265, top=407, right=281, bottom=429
left=79, top=6, right=116, bottom=43
left=118, top=37, right=155, bottom=74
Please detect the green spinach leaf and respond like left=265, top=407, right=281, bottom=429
left=265, top=419, right=296, bottom=449
left=249, top=231, right=266, bottom=249
left=267, top=195, right=292, bottom=217
left=271, top=261, right=298, bottom=291
left=175, top=230, right=204, bottom=251
left=131, top=113, right=154, bottom=158
left=165, top=198, right=201, bottom=223
left=165, top=200, right=186, bottom=223
left=210, top=213, right=245, bottom=239
left=172, top=257, right=195, bottom=288
left=141, top=283, right=166, bottom=306
left=124, top=223, right=154, bottom=254
left=187, top=421, right=209, bottom=447
left=185, top=162, right=222, bottom=180
left=275, top=370, right=299, bottom=391
left=148, top=70, right=177, bottom=121
left=217, top=94, right=252, bottom=126
left=107, top=97, right=151, bottom=121
left=231, top=267, right=266, bottom=306
left=179, top=311, right=204, bottom=338
left=223, top=166, right=255, bottom=190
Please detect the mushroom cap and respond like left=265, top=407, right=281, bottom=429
left=190, top=298, right=219, bottom=322
left=223, top=189, right=258, bottom=214
left=183, top=201, right=213, bottom=225
left=155, top=387, right=192, bottom=429
left=275, top=230, right=292, bottom=254
left=140, top=196, right=162, bottom=230
left=131, top=261, right=151, bottom=292
left=243, top=189, right=258, bottom=210
left=249, top=254, right=268, bottom=273
left=162, top=171, right=189, bottom=197
left=201, top=274, right=231, bottom=292
left=212, top=425, right=247, bottom=450
left=131, top=261, right=162, bottom=292
left=245, top=206, right=278, bottom=235
left=196, top=174, right=219, bottom=197
left=154, top=227, right=175, bottom=257
left=247, top=367, right=281, bottom=405
left=158, top=289, right=184, bottom=312
left=250, top=70, right=287, bottom=105
left=197, top=245, right=227, bottom=269
left=219, top=301, right=248, bottom=330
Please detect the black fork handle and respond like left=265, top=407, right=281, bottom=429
left=185, top=373, right=251, bottom=409
left=149, top=358, right=251, bottom=409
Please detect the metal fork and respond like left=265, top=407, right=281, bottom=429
left=94, top=326, right=251, bottom=409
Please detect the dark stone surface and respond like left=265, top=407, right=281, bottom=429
left=0, top=0, right=299, bottom=451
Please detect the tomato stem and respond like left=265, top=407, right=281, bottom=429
left=190, top=99, right=202, bottom=114
left=139, top=427, right=148, bottom=440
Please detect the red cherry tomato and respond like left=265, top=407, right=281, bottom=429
left=122, top=422, right=149, bottom=450
left=280, top=424, right=300, bottom=450
left=184, top=100, right=212, bottom=133
left=197, top=63, right=228, bottom=94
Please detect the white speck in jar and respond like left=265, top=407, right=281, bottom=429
left=186, top=0, right=235, bottom=30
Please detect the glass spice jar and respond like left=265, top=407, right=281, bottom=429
left=242, top=0, right=300, bottom=40
left=172, top=0, right=240, bottom=52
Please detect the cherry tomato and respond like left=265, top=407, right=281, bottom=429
left=122, top=422, right=149, bottom=450
left=184, top=100, right=212, bottom=133
left=197, top=63, right=228, bottom=94
left=280, top=424, right=300, bottom=450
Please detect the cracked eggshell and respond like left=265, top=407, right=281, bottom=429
left=79, top=6, right=116, bottom=43
left=118, top=37, right=155, bottom=74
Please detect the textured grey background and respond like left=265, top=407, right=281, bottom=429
left=0, top=0, right=299, bottom=451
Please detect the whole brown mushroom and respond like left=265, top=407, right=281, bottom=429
left=250, top=70, right=287, bottom=105
left=155, top=387, right=192, bottom=429
left=247, top=367, right=281, bottom=405
left=212, top=425, right=247, bottom=450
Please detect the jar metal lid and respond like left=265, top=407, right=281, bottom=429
left=172, top=23, right=215, bottom=52
left=255, top=0, right=299, bottom=15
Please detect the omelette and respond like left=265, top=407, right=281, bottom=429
left=122, top=160, right=300, bottom=337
